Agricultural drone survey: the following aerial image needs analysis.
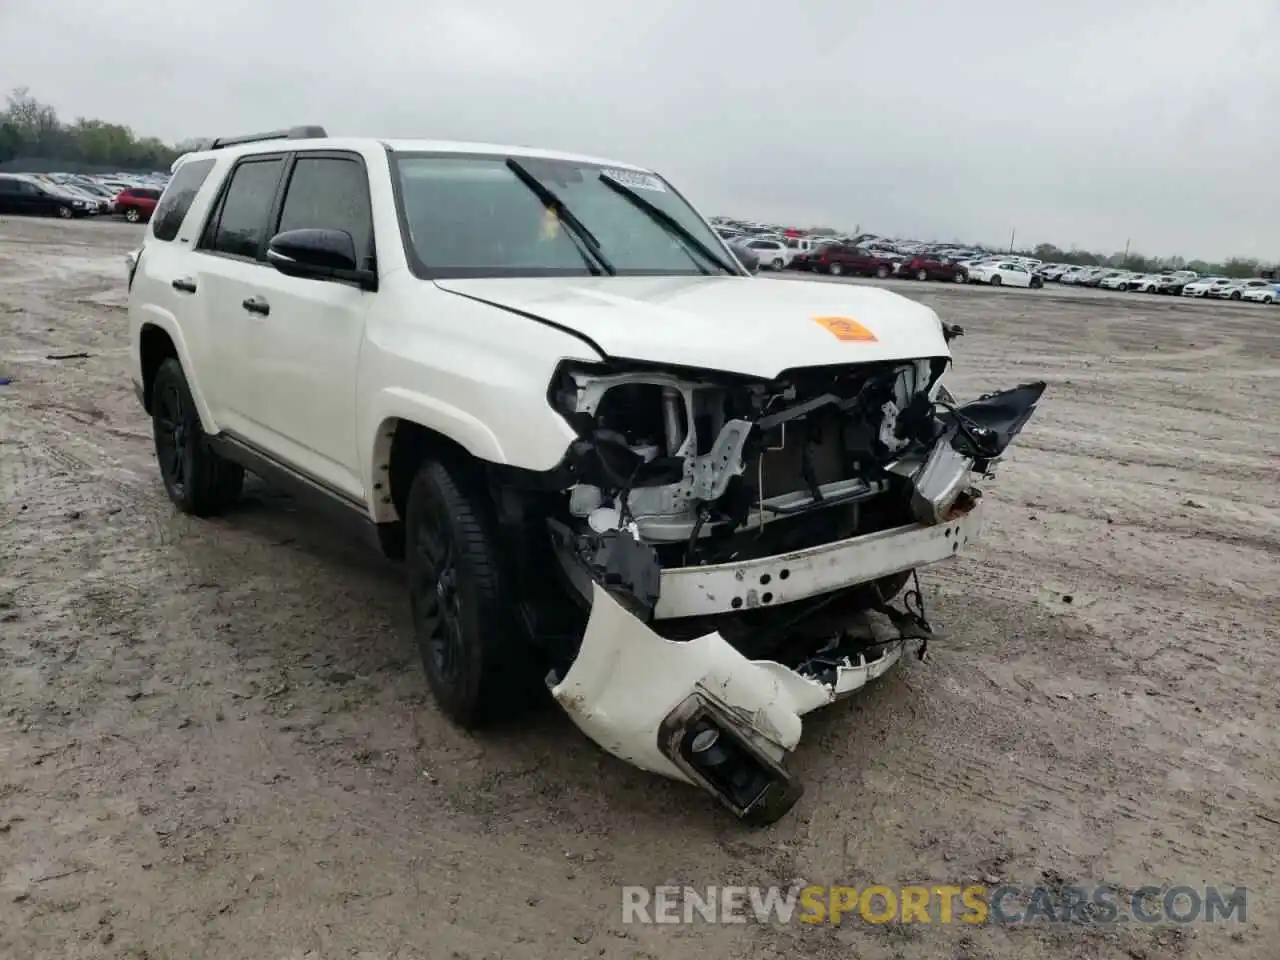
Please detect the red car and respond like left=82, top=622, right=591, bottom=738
left=813, top=245, right=901, bottom=278
left=115, top=187, right=162, bottom=223
left=900, top=256, right=968, bottom=283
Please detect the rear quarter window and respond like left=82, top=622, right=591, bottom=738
left=151, top=159, right=217, bottom=242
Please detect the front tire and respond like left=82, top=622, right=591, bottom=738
left=405, top=458, right=525, bottom=728
left=876, top=265, right=890, bottom=279
left=151, top=358, right=243, bottom=515
left=125, top=207, right=141, bottom=223
left=56, top=206, right=73, bottom=219
left=990, top=275, right=1003, bottom=286
left=1030, top=277, right=1043, bottom=289
left=771, top=258, right=784, bottom=270
left=916, top=268, right=929, bottom=281
left=828, top=262, right=844, bottom=276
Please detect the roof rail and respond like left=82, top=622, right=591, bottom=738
left=208, top=125, right=328, bottom=150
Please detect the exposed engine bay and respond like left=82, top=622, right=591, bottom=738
left=553, top=358, right=938, bottom=542
left=546, top=355, right=1043, bottom=619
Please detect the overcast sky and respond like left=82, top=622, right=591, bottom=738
left=3, top=0, right=1277, bottom=260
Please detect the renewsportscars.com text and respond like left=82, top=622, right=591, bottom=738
left=622, top=884, right=1247, bottom=926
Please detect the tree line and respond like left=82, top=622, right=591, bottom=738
left=0, top=87, right=199, bottom=173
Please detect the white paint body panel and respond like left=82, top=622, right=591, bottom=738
left=434, top=276, right=951, bottom=379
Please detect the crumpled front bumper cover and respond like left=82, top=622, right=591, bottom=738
left=550, top=498, right=983, bottom=822
left=552, top=582, right=914, bottom=820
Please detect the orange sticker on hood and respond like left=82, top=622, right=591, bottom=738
left=813, top=316, right=878, bottom=342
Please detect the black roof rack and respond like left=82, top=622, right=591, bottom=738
left=208, top=126, right=328, bottom=150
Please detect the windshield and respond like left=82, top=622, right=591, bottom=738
left=392, top=153, right=742, bottom=279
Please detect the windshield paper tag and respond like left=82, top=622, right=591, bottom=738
left=813, top=316, right=878, bottom=342
left=602, top=168, right=666, bottom=192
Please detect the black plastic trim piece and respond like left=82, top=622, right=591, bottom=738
left=209, top=126, right=328, bottom=150
left=205, top=432, right=389, bottom=555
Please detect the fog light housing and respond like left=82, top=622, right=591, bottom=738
left=659, top=695, right=803, bottom=825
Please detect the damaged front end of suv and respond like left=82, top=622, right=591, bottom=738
left=533, top=342, right=1045, bottom=824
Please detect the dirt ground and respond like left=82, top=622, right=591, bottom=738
left=1, top=217, right=1277, bottom=960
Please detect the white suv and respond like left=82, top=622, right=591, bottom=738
left=127, top=126, right=1044, bottom=823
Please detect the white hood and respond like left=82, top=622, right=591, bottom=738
left=434, top=275, right=951, bottom=378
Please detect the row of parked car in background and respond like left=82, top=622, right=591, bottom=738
left=712, top=221, right=1047, bottom=288
left=710, top=218, right=1279, bottom=303
left=1035, top=263, right=1279, bottom=302
left=0, top=170, right=170, bottom=223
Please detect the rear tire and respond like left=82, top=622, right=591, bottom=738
left=916, top=269, right=929, bottom=281
left=876, top=265, right=890, bottom=279
left=990, top=275, right=1003, bottom=286
left=1030, top=277, right=1043, bottom=289
left=151, top=358, right=244, bottom=515
left=828, top=262, right=844, bottom=277
left=125, top=207, right=141, bottom=223
left=405, top=458, right=526, bottom=728
left=771, top=258, right=784, bottom=270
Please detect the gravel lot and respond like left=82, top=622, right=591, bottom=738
left=1, top=217, right=1277, bottom=960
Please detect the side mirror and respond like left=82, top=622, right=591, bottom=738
left=266, top=228, right=377, bottom=291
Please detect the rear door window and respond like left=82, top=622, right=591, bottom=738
left=199, top=157, right=285, bottom=259
left=151, top=159, right=216, bottom=242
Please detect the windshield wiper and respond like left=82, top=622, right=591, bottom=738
left=597, top=173, right=739, bottom=276
left=505, top=158, right=615, bottom=276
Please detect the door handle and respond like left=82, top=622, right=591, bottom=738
left=171, top=277, right=197, bottom=293
left=242, top=296, right=270, bottom=316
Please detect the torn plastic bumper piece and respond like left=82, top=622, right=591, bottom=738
left=906, top=381, right=1044, bottom=523
left=550, top=582, right=917, bottom=823
left=941, top=381, right=1046, bottom=464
